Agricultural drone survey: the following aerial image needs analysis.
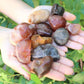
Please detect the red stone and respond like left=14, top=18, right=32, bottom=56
left=48, top=15, right=66, bottom=31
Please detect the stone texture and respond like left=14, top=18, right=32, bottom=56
left=48, top=15, right=66, bottom=31
left=32, top=44, right=60, bottom=61
left=53, top=28, right=69, bottom=45
left=32, top=56, right=53, bottom=78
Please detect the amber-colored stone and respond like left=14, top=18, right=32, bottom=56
left=48, top=15, right=66, bottom=31
left=31, top=35, right=52, bottom=48
left=10, top=23, right=36, bottom=45
left=32, top=56, right=53, bottom=78
left=16, top=39, right=31, bottom=63
left=67, top=24, right=81, bottom=35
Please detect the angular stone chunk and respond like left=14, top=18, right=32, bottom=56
left=51, top=4, right=65, bottom=16
left=53, top=28, right=69, bottom=46
left=10, top=23, right=36, bottom=45
left=32, top=56, right=53, bottom=78
left=31, top=35, right=52, bottom=49
left=32, top=44, right=60, bottom=61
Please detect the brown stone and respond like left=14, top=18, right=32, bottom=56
left=48, top=15, right=66, bottom=31
left=36, top=23, right=52, bottom=37
left=32, top=56, right=53, bottom=78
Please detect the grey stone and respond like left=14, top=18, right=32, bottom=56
left=53, top=28, right=69, bottom=46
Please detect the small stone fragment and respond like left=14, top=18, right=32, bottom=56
left=51, top=4, right=65, bottom=16
left=16, top=39, right=31, bottom=63
left=48, top=15, right=66, bottom=31
left=52, top=28, right=69, bottom=46
left=28, top=9, right=50, bottom=24
left=66, top=24, right=81, bottom=35
left=32, top=56, right=53, bottom=78
left=31, top=35, right=52, bottom=49
left=32, top=44, right=60, bottom=61
left=36, top=23, right=52, bottom=37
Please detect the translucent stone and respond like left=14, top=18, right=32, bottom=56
left=16, top=39, right=31, bottom=63
left=67, top=24, right=81, bottom=35
left=48, top=15, right=66, bottom=31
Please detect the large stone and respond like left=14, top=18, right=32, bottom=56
left=10, top=23, right=36, bottom=45
left=48, top=15, right=66, bottom=31
left=32, top=56, right=53, bottom=78
left=32, top=44, right=60, bottom=61
left=28, top=9, right=50, bottom=24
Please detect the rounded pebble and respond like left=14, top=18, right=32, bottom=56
left=48, top=15, right=66, bottom=31
left=52, top=28, right=69, bottom=46
left=28, top=9, right=50, bottom=24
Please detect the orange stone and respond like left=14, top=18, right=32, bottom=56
left=31, top=35, right=52, bottom=48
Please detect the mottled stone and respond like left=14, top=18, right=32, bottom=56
left=32, top=56, right=53, bottom=78
left=67, top=24, right=81, bottom=35
left=36, top=23, right=52, bottom=37
left=32, top=44, right=60, bottom=61
left=16, top=39, right=31, bottom=63
left=53, top=28, right=69, bottom=45
left=31, top=35, right=52, bottom=49
left=51, top=4, right=65, bottom=16
left=28, top=9, right=50, bottom=24
left=10, top=23, right=36, bottom=45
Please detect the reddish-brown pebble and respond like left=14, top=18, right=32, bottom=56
left=10, top=23, right=36, bottom=45
left=48, top=15, right=66, bottom=31
left=16, top=39, right=31, bottom=63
